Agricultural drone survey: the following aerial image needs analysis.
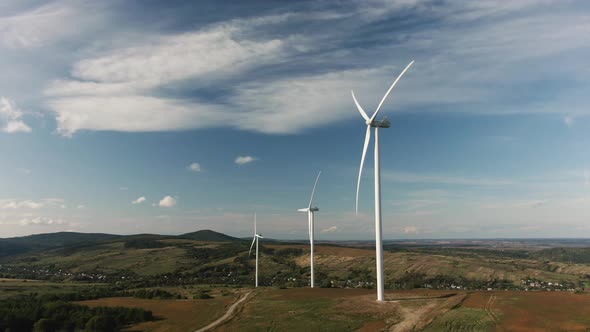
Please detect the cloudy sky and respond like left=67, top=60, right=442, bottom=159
left=1, top=0, right=590, bottom=239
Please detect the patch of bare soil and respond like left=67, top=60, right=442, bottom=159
left=334, top=293, right=402, bottom=331
left=390, top=293, right=467, bottom=332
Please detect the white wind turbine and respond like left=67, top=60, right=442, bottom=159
left=297, top=170, right=321, bottom=288
left=249, top=213, right=263, bottom=288
left=352, top=60, right=414, bottom=301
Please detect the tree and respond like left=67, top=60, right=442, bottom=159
left=33, top=318, right=58, bottom=332
left=85, top=315, right=115, bottom=332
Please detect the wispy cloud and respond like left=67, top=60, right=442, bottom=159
left=320, top=226, right=338, bottom=233
left=0, top=198, right=64, bottom=210
left=132, top=196, right=146, bottom=205
left=235, top=155, right=257, bottom=165
left=0, top=97, right=31, bottom=133
left=401, top=225, right=419, bottom=234
left=31, top=0, right=590, bottom=136
left=19, top=216, right=69, bottom=226
left=188, top=162, right=201, bottom=172
left=0, top=2, right=83, bottom=48
left=45, top=14, right=300, bottom=136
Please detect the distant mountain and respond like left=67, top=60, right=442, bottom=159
left=0, top=232, right=122, bottom=257
left=0, top=230, right=240, bottom=258
left=179, top=229, right=239, bottom=242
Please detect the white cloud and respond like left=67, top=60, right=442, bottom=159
left=1, top=200, right=43, bottom=209
left=564, top=116, right=574, bottom=127
left=45, top=16, right=296, bottom=136
left=158, top=195, right=176, bottom=207
left=235, top=155, right=257, bottom=165
left=0, top=2, right=106, bottom=49
left=69, top=28, right=283, bottom=87
left=19, top=216, right=68, bottom=226
left=320, top=226, right=338, bottom=233
left=402, top=226, right=418, bottom=234
left=188, top=162, right=201, bottom=172
left=37, top=1, right=590, bottom=136
left=0, top=97, right=31, bottom=133
left=76, top=205, right=85, bottom=209
left=0, top=3, right=73, bottom=48
left=0, top=198, right=64, bottom=210
left=48, top=95, right=227, bottom=136
left=132, top=196, right=146, bottom=205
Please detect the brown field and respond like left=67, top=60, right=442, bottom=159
left=463, top=291, right=590, bottom=331
left=76, top=288, right=590, bottom=331
left=79, top=294, right=236, bottom=332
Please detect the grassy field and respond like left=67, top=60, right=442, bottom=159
left=217, top=288, right=402, bottom=332
left=24, top=242, right=194, bottom=276
left=312, top=248, right=590, bottom=284
left=0, top=278, right=105, bottom=299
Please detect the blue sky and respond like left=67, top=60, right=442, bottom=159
left=1, top=0, right=590, bottom=239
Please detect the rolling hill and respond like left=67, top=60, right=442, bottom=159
left=179, top=229, right=240, bottom=242
left=1, top=230, right=589, bottom=292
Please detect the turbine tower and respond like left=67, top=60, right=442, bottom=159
left=249, top=213, right=263, bottom=288
left=352, top=60, right=414, bottom=301
left=298, top=170, right=321, bottom=288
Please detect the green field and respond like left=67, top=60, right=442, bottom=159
left=0, top=278, right=106, bottom=299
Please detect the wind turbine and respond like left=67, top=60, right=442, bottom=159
left=352, top=60, right=414, bottom=301
left=298, top=170, right=321, bottom=288
left=249, top=213, right=263, bottom=288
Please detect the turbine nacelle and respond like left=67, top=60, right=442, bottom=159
left=370, top=119, right=391, bottom=128
left=298, top=207, right=319, bottom=212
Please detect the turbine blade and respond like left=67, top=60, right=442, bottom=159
left=249, top=236, right=256, bottom=256
left=370, top=60, right=414, bottom=123
left=308, top=170, right=322, bottom=209
left=298, top=208, right=309, bottom=212
left=356, top=125, right=371, bottom=214
left=254, top=213, right=257, bottom=236
left=351, top=90, right=370, bottom=121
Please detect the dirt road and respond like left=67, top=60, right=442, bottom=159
left=194, top=291, right=253, bottom=332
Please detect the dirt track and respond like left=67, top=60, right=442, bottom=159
left=484, top=293, right=498, bottom=325
left=194, top=291, right=253, bottom=332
